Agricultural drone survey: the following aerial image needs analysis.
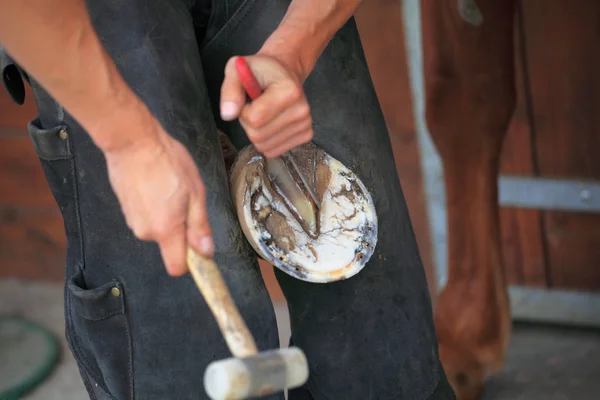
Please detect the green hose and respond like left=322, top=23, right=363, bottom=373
left=0, top=316, right=60, bottom=400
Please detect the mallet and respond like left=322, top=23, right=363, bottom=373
left=187, top=248, right=309, bottom=399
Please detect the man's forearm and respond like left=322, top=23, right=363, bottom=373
left=260, top=0, right=363, bottom=81
left=0, top=0, right=155, bottom=152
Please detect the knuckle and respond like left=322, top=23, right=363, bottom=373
left=295, top=103, right=311, bottom=120
left=131, top=223, right=152, bottom=240
left=248, top=115, right=264, bottom=129
left=150, top=219, right=174, bottom=240
left=254, top=141, right=268, bottom=153
left=305, top=115, right=313, bottom=129
left=166, top=259, right=185, bottom=270
left=284, top=84, right=302, bottom=102
left=195, top=183, right=206, bottom=197
left=247, top=130, right=264, bottom=144
left=300, top=130, right=314, bottom=142
left=153, top=226, right=173, bottom=241
left=242, top=112, right=263, bottom=129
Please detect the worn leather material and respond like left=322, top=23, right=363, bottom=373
left=4, top=0, right=454, bottom=398
left=201, top=2, right=448, bottom=399
left=27, top=118, right=72, bottom=160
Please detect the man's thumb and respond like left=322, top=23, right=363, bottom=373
left=220, top=56, right=246, bottom=121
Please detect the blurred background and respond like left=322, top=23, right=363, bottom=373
left=1, top=0, right=599, bottom=399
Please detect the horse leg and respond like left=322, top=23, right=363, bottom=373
left=421, top=1, right=516, bottom=399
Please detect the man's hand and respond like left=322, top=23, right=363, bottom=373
left=219, top=55, right=313, bottom=158
left=104, top=124, right=214, bottom=277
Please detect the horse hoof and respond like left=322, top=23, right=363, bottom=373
left=229, top=142, right=378, bottom=283
left=439, top=345, right=485, bottom=400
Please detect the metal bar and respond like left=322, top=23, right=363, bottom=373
left=509, top=286, right=600, bottom=328
left=499, top=175, right=600, bottom=213
left=402, top=0, right=450, bottom=290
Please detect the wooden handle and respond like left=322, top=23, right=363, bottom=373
left=187, top=248, right=258, bottom=357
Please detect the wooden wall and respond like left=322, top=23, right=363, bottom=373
left=500, top=0, right=600, bottom=291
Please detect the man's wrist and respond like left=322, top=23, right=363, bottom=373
left=87, top=87, right=161, bottom=154
left=258, top=43, right=308, bottom=83
left=258, top=0, right=362, bottom=82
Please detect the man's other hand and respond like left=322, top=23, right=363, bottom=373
left=219, top=55, right=313, bottom=158
left=104, top=125, right=214, bottom=276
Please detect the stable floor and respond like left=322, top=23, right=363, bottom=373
left=482, top=322, right=600, bottom=400
left=1, top=278, right=599, bottom=400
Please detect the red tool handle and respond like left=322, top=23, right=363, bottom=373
left=235, top=57, right=263, bottom=100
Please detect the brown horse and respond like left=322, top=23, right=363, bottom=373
left=422, top=0, right=516, bottom=398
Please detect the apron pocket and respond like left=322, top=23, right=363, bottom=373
left=66, top=269, right=133, bottom=400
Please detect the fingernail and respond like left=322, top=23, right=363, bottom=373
left=220, top=101, right=239, bottom=121
left=200, top=236, right=215, bottom=256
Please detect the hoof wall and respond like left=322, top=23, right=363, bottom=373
left=230, top=143, right=377, bottom=283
